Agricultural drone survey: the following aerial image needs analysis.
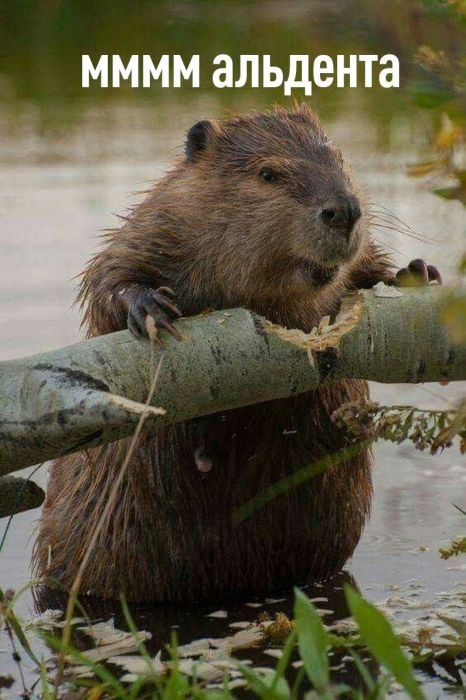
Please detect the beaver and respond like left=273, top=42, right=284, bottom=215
left=33, top=104, right=440, bottom=602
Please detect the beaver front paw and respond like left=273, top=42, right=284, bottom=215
left=121, top=284, right=182, bottom=342
left=395, top=259, right=442, bottom=287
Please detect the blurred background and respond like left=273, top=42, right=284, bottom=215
left=0, top=1, right=465, bottom=694
left=0, top=0, right=464, bottom=358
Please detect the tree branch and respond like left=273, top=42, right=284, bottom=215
left=0, top=476, right=45, bottom=518
left=0, top=288, right=464, bottom=488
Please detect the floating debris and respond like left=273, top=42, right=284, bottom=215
left=109, top=650, right=165, bottom=682
left=23, top=609, right=64, bottom=631
left=263, top=648, right=284, bottom=660
left=206, top=610, right=228, bottom=619
left=68, top=618, right=152, bottom=664
left=384, top=597, right=432, bottom=610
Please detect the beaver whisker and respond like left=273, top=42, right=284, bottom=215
left=371, top=237, right=405, bottom=255
left=370, top=219, right=434, bottom=247
left=367, top=203, right=435, bottom=244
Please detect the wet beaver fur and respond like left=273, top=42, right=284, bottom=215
left=34, top=104, right=436, bottom=602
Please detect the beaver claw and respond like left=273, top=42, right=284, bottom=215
left=121, top=284, right=182, bottom=343
left=395, top=259, right=442, bottom=287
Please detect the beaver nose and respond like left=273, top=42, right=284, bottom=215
left=321, top=197, right=361, bottom=238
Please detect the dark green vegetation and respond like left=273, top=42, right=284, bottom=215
left=0, top=0, right=464, bottom=120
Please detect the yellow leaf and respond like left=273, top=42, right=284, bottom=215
left=406, top=161, right=440, bottom=177
left=435, top=113, right=462, bottom=150
left=86, top=689, right=104, bottom=700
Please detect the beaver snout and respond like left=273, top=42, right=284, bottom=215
left=321, top=195, right=361, bottom=239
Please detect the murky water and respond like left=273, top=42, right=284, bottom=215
left=1, top=2, right=465, bottom=694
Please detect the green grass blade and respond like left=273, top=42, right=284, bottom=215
left=44, top=634, right=128, bottom=699
left=348, top=649, right=376, bottom=692
left=294, top=588, right=330, bottom=696
left=1, top=595, right=40, bottom=665
left=238, top=663, right=290, bottom=700
left=237, top=663, right=271, bottom=698
left=345, top=585, right=424, bottom=700
left=290, top=665, right=306, bottom=700
left=270, top=628, right=297, bottom=690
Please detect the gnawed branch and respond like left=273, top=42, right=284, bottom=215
left=0, top=288, right=464, bottom=492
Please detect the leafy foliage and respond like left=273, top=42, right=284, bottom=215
left=332, top=401, right=466, bottom=454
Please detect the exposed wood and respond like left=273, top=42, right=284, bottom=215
left=0, top=288, right=464, bottom=484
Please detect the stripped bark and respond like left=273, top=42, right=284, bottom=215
left=0, top=288, right=464, bottom=490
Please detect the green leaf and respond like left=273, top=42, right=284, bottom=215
left=238, top=664, right=269, bottom=698
left=349, top=649, right=376, bottom=692
left=345, top=585, right=424, bottom=700
left=270, top=628, right=297, bottom=690
left=290, top=665, right=307, bottom=700
left=432, top=186, right=466, bottom=205
left=164, top=634, right=190, bottom=700
left=367, top=675, right=392, bottom=700
left=294, top=588, right=330, bottom=695
left=238, top=663, right=290, bottom=699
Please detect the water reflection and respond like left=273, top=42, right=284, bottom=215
left=1, top=101, right=464, bottom=362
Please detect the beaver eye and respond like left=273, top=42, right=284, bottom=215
left=259, top=167, right=276, bottom=183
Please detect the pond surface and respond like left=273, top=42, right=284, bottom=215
left=1, top=2, right=465, bottom=696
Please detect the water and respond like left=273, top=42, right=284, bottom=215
left=1, top=2, right=465, bottom=695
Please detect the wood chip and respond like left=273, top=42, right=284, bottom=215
left=206, top=610, right=228, bottom=619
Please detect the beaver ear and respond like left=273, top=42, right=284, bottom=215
left=186, top=120, right=215, bottom=162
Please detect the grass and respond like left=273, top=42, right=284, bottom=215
left=3, top=581, right=465, bottom=699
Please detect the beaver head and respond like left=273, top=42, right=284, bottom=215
left=169, top=104, right=365, bottom=315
